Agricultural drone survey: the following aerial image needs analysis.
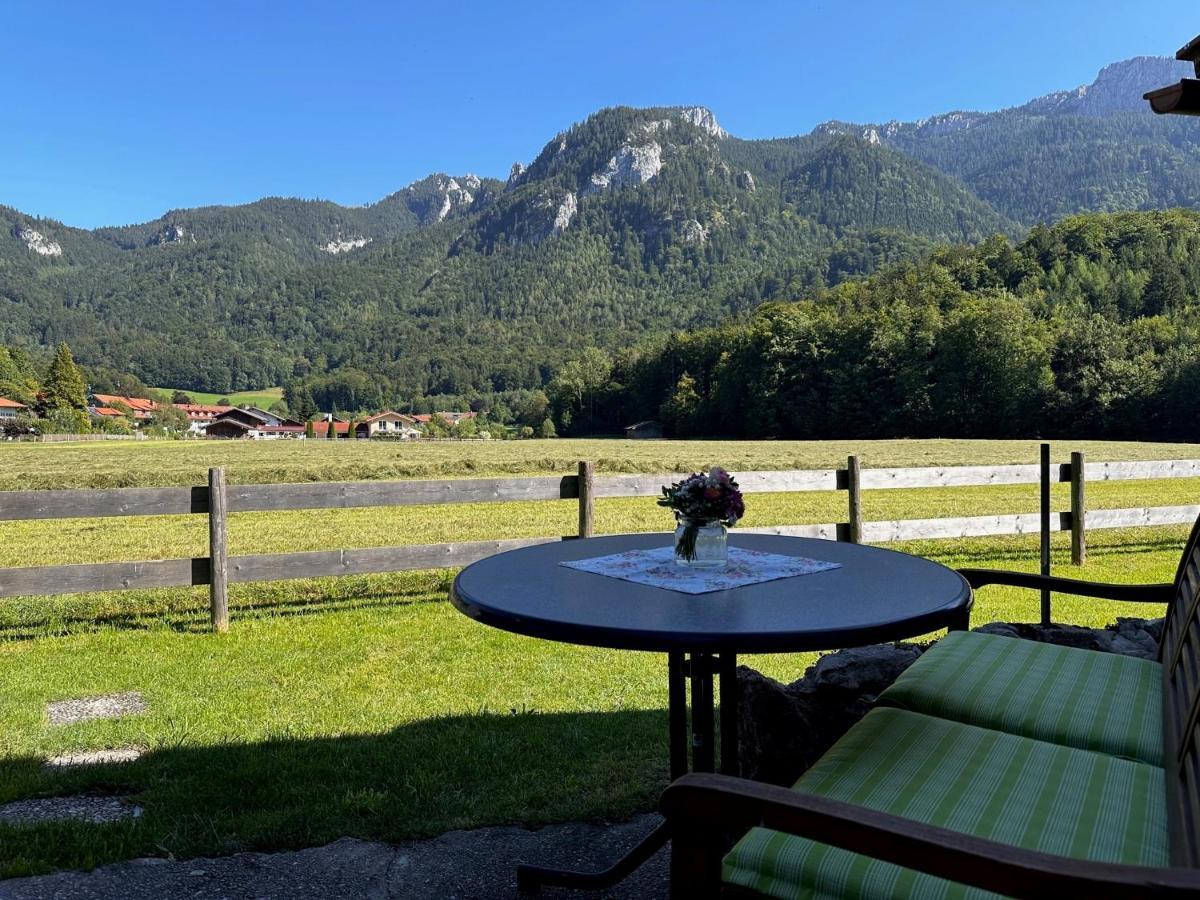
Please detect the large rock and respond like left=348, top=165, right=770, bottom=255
left=737, top=617, right=1164, bottom=784
left=974, top=616, right=1163, bottom=660
left=737, top=643, right=923, bottom=784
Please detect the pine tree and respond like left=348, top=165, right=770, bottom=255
left=43, top=342, right=88, bottom=411
left=304, top=419, right=315, bottom=439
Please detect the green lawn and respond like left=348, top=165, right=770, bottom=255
left=0, top=438, right=1196, bottom=876
left=152, top=386, right=284, bottom=409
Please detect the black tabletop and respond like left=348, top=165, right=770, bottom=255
left=451, top=533, right=972, bottom=653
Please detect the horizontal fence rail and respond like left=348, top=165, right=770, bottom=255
left=2, top=452, right=1198, bottom=628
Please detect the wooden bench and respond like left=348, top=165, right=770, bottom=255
left=661, top=517, right=1200, bottom=898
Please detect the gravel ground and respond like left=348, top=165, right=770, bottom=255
left=0, top=814, right=669, bottom=900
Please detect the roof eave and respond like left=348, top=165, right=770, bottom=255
left=1144, top=80, right=1200, bottom=115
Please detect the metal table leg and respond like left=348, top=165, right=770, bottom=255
left=668, top=649, right=688, bottom=780
left=515, top=649, right=737, bottom=894
left=690, top=652, right=715, bottom=773
left=719, top=651, right=739, bottom=776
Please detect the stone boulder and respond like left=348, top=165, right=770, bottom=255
left=973, top=616, right=1162, bottom=661
left=736, top=643, right=923, bottom=784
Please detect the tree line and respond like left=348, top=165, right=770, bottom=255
left=547, top=209, right=1200, bottom=441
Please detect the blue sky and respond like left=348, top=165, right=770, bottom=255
left=2, top=0, right=1194, bottom=228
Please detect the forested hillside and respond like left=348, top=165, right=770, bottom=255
left=549, top=210, right=1200, bottom=440
left=819, top=57, right=1200, bottom=224
left=0, top=105, right=1007, bottom=395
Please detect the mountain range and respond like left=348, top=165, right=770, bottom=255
left=1, top=55, right=1197, bottom=399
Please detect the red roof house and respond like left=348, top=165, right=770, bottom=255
left=0, top=396, right=27, bottom=419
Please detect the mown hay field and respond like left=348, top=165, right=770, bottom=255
left=5, top=436, right=1200, bottom=489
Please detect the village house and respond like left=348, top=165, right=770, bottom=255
left=207, top=407, right=303, bottom=439
left=0, top=397, right=27, bottom=420
left=311, top=419, right=353, bottom=438
left=90, top=393, right=156, bottom=425
left=174, top=403, right=234, bottom=436
left=355, top=411, right=421, bottom=439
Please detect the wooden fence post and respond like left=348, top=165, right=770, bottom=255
left=846, top=455, right=863, bottom=544
left=577, top=461, right=595, bottom=538
left=1039, top=443, right=1052, bottom=625
left=208, top=467, right=229, bottom=633
left=1070, top=451, right=1086, bottom=566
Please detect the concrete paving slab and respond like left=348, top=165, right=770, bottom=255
left=46, top=693, right=147, bottom=726
left=0, top=796, right=142, bottom=827
left=45, top=749, right=143, bottom=769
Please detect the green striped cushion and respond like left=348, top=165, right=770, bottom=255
left=877, top=630, right=1163, bottom=766
left=722, top=708, right=1169, bottom=900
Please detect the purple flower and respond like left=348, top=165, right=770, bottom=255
left=657, top=468, right=745, bottom=526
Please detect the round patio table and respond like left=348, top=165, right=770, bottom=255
left=450, top=532, right=972, bottom=892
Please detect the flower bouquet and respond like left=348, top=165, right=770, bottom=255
left=658, top=468, right=745, bottom=567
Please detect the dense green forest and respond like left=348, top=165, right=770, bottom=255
left=547, top=210, right=1200, bottom=440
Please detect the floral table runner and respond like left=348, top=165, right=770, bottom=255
left=561, top=545, right=841, bottom=595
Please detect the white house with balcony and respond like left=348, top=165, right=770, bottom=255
left=356, top=411, right=422, bottom=440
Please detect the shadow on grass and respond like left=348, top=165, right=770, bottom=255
left=0, top=707, right=669, bottom=878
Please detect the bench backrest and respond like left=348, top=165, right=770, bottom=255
left=1162, top=513, right=1200, bottom=866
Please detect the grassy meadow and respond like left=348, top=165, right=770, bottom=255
left=151, top=386, right=284, bottom=409
left=0, top=437, right=1198, bottom=875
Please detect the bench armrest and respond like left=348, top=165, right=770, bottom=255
left=662, top=773, right=1199, bottom=899
left=957, top=568, right=1174, bottom=604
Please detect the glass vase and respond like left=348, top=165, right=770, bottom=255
left=674, top=517, right=729, bottom=568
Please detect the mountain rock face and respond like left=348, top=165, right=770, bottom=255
left=321, top=235, right=371, bottom=254
left=584, top=141, right=664, bottom=194
left=14, top=225, right=62, bottom=256
left=149, top=223, right=191, bottom=246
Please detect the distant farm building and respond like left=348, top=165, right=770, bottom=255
left=624, top=420, right=663, bottom=439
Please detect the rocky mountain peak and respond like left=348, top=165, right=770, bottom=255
left=677, top=106, right=727, bottom=138
left=1019, top=56, right=1194, bottom=117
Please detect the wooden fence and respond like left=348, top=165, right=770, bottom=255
left=1, top=444, right=1197, bottom=631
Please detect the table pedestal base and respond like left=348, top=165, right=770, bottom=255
left=516, top=649, right=737, bottom=895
